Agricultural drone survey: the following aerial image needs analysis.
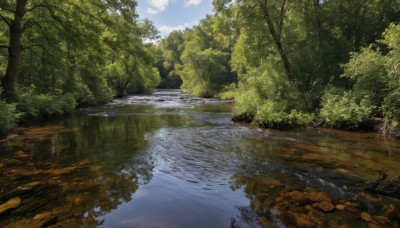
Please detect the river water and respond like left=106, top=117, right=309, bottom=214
left=0, top=89, right=399, bottom=227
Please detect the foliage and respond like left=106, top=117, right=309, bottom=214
left=342, top=47, right=389, bottom=108
left=16, top=89, right=76, bottom=119
left=0, top=90, right=19, bottom=134
left=0, top=0, right=161, bottom=132
left=320, top=24, right=400, bottom=127
left=209, top=0, right=400, bottom=129
left=256, top=101, right=314, bottom=128
left=320, top=89, right=374, bottom=128
left=177, top=15, right=237, bottom=97
left=382, top=24, right=400, bottom=122
left=218, top=83, right=238, bottom=100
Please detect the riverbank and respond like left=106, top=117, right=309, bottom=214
left=232, top=112, right=400, bottom=138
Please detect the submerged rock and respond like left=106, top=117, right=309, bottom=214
left=0, top=197, right=21, bottom=214
left=366, top=172, right=400, bottom=198
left=360, top=212, right=375, bottom=223
left=318, top=202, right=335, bottom=212
left=335, top=204, right=346, bottom=211
left=33, top=211, right=52, bottom=220
left=232, top=113, right=254, bottom=124
left=14, top=151, right=28, bottom=158
left=288, top=211, right=315, bottom=227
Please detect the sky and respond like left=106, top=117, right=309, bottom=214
left=136, top=0, right=213, bottom=38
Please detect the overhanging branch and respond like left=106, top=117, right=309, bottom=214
left=26, top=3, right=69, bottom=31
left=0, top=12, right=11, bottom=27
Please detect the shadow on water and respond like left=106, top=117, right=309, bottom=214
left=0, top=89, right=399, bottom=227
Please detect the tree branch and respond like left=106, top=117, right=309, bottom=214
left=0, top=12, right=11, bottom=27
left=278, top=0, right=287, bottom=38
left=26, top=3, right=69, bottom=31
left=22, top=44, right=55, bottom=58
left=0, top=45, right=9, bottom=50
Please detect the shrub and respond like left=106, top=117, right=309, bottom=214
left=17, top=91, right=77, bottom=119
left=320, top=90, right=374, bottom=128
left=0, top=99, right=20, bottom=134
left=256, top=100, right=314, bottom=128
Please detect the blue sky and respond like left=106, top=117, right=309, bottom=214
left=137, top=0, right=213, bottom=38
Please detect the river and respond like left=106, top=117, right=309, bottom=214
left=0, top=89, right=399, bottom=227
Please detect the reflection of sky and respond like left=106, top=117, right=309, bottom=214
left=137, top=0, right=213, bottom=37
left=99, top=121, right=251, bottom=228
left=99, top=173, right=249, bottom=228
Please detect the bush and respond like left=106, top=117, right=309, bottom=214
left=218, top=83, right=238, bottom=100
left=235, top=87, right=262, bottom=114
left=320, top=90, right=374, bottom=128
left=17, top=91, right=77, bottom=119
left=256, top=100, right=314, bottom=128
left=0, top=99, right=20, bottom=134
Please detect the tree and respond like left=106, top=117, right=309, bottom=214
left=0, top=0, right=142, bottom=99
left=179, top=15, right=237, bottom=97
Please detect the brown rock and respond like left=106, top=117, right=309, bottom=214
left=318, top=202, right=335, bottom=212
left=263, top=198, right=274, bottom=208
left=288, top=212, right=315, bottom=227
left=275, top=196, right=284, bottom=203
left=288, top=191, right=311, bottom=205
left=46, top=166, right=78, bottom=175
left=34, top=211, right=52, bottom=220
left=304, top=205, right=314, bottom=212
left=383, top=204, right=396, bottom=217
left=0, top=196, right=21, bottom=214
left=368, top=223, right=382, bottom=228
left=335, top=205, right=346, bottom=211
left=360, top=212, right=375, bottom=223
left=232, top=113, right=254, bottom=123
left=373, top=216, right=390, bottom=225
left=3, top=218, right=44, bottom=228
left=358, top=192, right=381, bottom=203
left=335, top=168, right=355, bottom=176
left=307, top=191, right=331, bottom=203
left=307, top=207, right=325, bottom=225
left=14, top=151, right=28, bottom=158
left=259, top=178, right=284, bottom=187
left=328, top=221, right=349, bottom=228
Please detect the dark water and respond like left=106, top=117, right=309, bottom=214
left=0, top=90, right=399, bottom=227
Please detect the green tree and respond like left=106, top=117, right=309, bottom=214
left=179, top=15, right=236, bottom=97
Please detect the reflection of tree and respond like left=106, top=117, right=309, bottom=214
left=0, top=111, right=160, bottom=227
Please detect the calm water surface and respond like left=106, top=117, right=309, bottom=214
left=0, top=90, right=399, bottom=227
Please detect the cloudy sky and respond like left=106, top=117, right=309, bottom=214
left=137, top=0, right=213, bottom=38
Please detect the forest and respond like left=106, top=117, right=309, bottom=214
left=1, top=0, right=400, bottom=136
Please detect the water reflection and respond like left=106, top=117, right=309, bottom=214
left=0, top=112, right=158, bottom=227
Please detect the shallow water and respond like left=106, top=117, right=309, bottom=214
left=0, top=89, right=399, bottom=227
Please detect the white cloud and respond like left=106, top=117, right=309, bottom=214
left=185, top=0, right=202, bottom=6
left=159, top=24, right=187, bottom=34
left=158, top=22, right=195, bottom=37
left=147, top=8, right=159, bottom=15
left=147, top=0, right=171, bottom=15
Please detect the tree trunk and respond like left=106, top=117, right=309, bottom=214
left=260, top=0, right=293, bottom=81
left=1, top=0, right=27, bottom=99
